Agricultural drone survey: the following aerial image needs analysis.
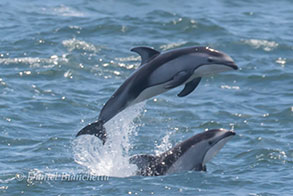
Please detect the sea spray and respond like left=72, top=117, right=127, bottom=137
left=154, top=131, right=173, bottom=156
left=73, top=102, right=145, bottom=177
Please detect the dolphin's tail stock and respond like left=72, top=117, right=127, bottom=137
left=76, top=120, right=106, bottom=144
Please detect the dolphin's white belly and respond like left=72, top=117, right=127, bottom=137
left=131, top=83, right=168, bottom=105
left=189, top=63, right=234, bottom=82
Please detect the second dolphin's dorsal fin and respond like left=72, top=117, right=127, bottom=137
left=131, top=47, right=160, bottom=66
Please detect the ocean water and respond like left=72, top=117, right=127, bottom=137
left=1, top=0, right=293, bottom=195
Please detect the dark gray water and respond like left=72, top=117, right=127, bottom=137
left=1, top=0, right=293, bottom=195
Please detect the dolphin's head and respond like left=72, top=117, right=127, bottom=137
left=165, top=128, right=235, bottom=174
left=200, top=129, right=236, bottom=166
left=190, top=47, right=238, bottom=77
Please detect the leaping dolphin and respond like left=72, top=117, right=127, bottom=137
left=76, top=46, right=238, bottom=143
left=130, top=129, right=235, bottom=176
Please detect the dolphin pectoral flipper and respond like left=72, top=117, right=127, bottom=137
left=76, top=120, right=106, bottom=144
left=164, top=71, right=192, bottom=89
left=130, top=47, right=160, bottom=66
left=177, top=77, right=201, bottom=97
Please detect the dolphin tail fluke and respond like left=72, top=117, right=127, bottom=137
left=76, top=120, right=106, bottom=144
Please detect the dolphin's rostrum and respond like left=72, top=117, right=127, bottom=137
left=76, top=46, right=238, bottom=143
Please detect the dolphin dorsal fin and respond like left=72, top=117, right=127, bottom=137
left=131, top=47, right=160, bottom=66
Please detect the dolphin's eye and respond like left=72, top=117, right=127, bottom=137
left=207, top=57, right=214, bottom=63
left=208, top=141, right=213, bottom=145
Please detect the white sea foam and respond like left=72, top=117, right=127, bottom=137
left=72, top=102, right=145, bottom=177
left=160, top=42, right=187, bottom=50
left=0, top=54, right=68, bottom=68
left=53, top=5, right=84, bottom=17
left=62, top=38, right=100, bottom=53
left=221, top=85, right=240, bottom=90
left=243, top=39, right=278, bottom=51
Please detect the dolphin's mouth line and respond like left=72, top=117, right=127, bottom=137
left=217, top=131, right=236, bottom=143
left=196, top=61, right=238, bottom=71
left=221, top=62, right=238, bottom=70
left=224, top=130, right=236, bottom=137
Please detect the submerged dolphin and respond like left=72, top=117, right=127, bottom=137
left=76, top=46, right=238, bottom=143
left=130, top=129, right=235, bottom=176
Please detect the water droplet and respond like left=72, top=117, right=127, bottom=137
left=24, top=71, right=31, bottom=75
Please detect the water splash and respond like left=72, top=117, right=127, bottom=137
left=154, top=131, right=173, bottom=156
left=72, top=102, right=145, bottom=177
